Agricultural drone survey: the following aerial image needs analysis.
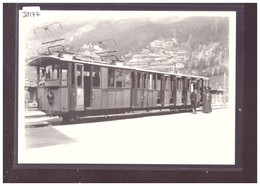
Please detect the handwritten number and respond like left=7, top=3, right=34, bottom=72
left=22, top=11, right=40, bottom=18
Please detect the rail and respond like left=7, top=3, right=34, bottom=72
left=25, top=105, right=229, bottom=128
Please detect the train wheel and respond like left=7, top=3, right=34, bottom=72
left=72, top=116, right=77, bottom=121
left=62, top=115, right=72, bottom=123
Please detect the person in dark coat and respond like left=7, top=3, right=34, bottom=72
left=190, top=89, right=198, bottom=114
left=202, top=87, right=212, bottom=113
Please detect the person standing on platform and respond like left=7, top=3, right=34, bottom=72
left=203, top=87, right=212, bottom=113
left=190, top=89, right=198, bottom=114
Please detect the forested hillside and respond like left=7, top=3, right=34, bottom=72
left=25, top=16, right=229, bottom=86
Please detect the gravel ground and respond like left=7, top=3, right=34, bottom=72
left=19, top=107, right=235, bottom=165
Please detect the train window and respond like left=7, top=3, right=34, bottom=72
left=45, top=65, right=60, bottom=80
left=123, top=70, right=131, bottom=88
left=170, top=77, right=174, bottom=90
left=143, top=74, right=147, bottom=89
left=191, top=82, right=195, bottom=92
left=197, top=80, right=201, bottom=90
left=84, top=65, right=91, bottom=76
left=61, top=64, right=68, bottom=80
left=157, top=75, right=161, bottom=90
left=46, top=65, right=52, bottom=80
left=93, top=66, right=101, bottom=88
left=115, top=69, right=123, bottom=88
left=153, top=74, right=156, bottom=89
left=187, top=79, right=191, bottom=91
left=38, top=67, right=46, bottom=86
left=71, top=64, right=75, bottom=85
left=165, top=77, right=169, bottom=90
left=52, top=65, right=60, bottom=79
left=182, top=78, right=186, bottom=90
left=192, top=82, right=197, bottom=90
left=77, top=65, right=83, bottom=87
left=177, top=79, right=182, bottom=90
left=39, top=68, right=46, bottom=79
left=108, top=68, right=115, bottom=88
left=148, top=74, right=153, bottom=90
left=131, top=72, right=135, bottom=88
left=137, top=72, right=142, bottom=88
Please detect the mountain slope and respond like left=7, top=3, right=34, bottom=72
left=25, top=16, right=230, bottom=85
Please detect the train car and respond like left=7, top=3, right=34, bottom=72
left=28, top=53, right=209, bottom=122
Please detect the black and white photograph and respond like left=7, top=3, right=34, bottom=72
left=18, top=9, right=237, bottom=166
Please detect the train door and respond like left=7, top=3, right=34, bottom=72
left=170, top=76, right=177, bottom=106
left=152, top=74, right=158, bottom=107
left=131, top=71, right=137, bottom=108
left=160, top=75, right=165, bottom=107
left=147, top=73, right=154, bottom=107
left=182, top=77, right=187, bottom=105
left=156, top=74, right=162, bottom=106
left=186, top=78, right=191, bottom=105
left=75, top=64, right=84, bottom=110
left=142, top=73, right=148, bottom=108
left=100, top=67, right=108, bottom=109
left=84, top=64, right=91, bottom=108
left=164, top=76, right=170, bottom=106
left=115, top=68, right=124, bottom=108
left=136, top=72, right=143, bottom=108
left=200, top=78, right=205, bottom=103
left=197, top=79, right=202, bottom=103
left=122, top=69, right=132, bottom=108
left=176, top=77, right=182, bottom=105
left=91, top=66, right=102, bottom=109
left=190, top=79, right=197, bottom=92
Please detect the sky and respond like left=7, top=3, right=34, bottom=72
left=20, top=10, right=234, bottom=31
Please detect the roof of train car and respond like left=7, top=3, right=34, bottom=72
left=28, top=55, right=209, bottom=80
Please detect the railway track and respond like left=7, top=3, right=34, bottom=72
left=25, top=105, right=228, bottom=128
